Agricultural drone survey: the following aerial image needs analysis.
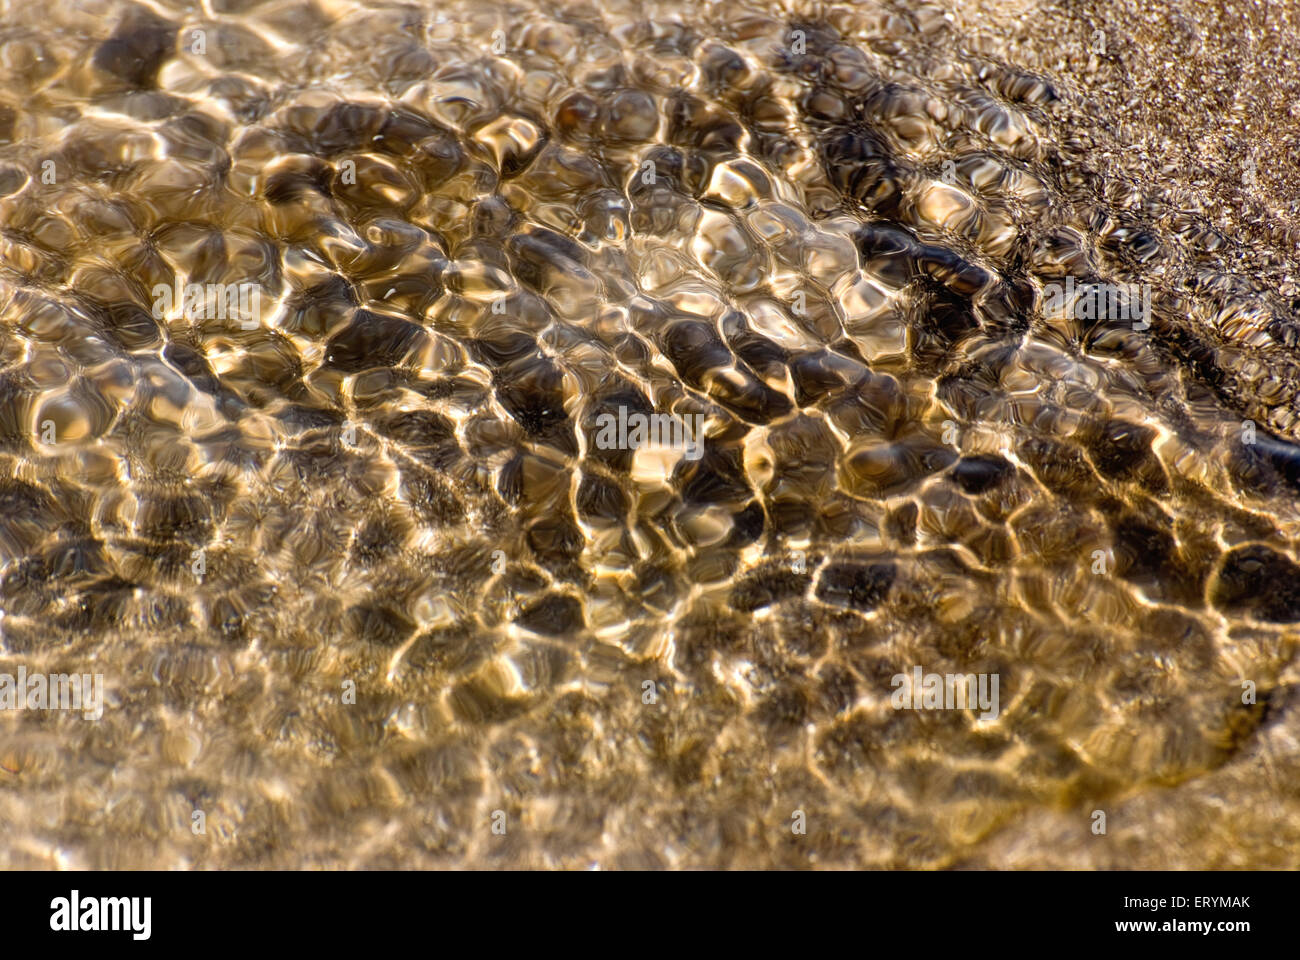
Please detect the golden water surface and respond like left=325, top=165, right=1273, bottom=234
left=2, top=0, right=1300, bottom=868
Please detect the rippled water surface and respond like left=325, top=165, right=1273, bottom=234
left=2, top=0, right=1300, bottom=868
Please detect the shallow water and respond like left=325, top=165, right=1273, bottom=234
left=1, top=0, right=1299, bottom=868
